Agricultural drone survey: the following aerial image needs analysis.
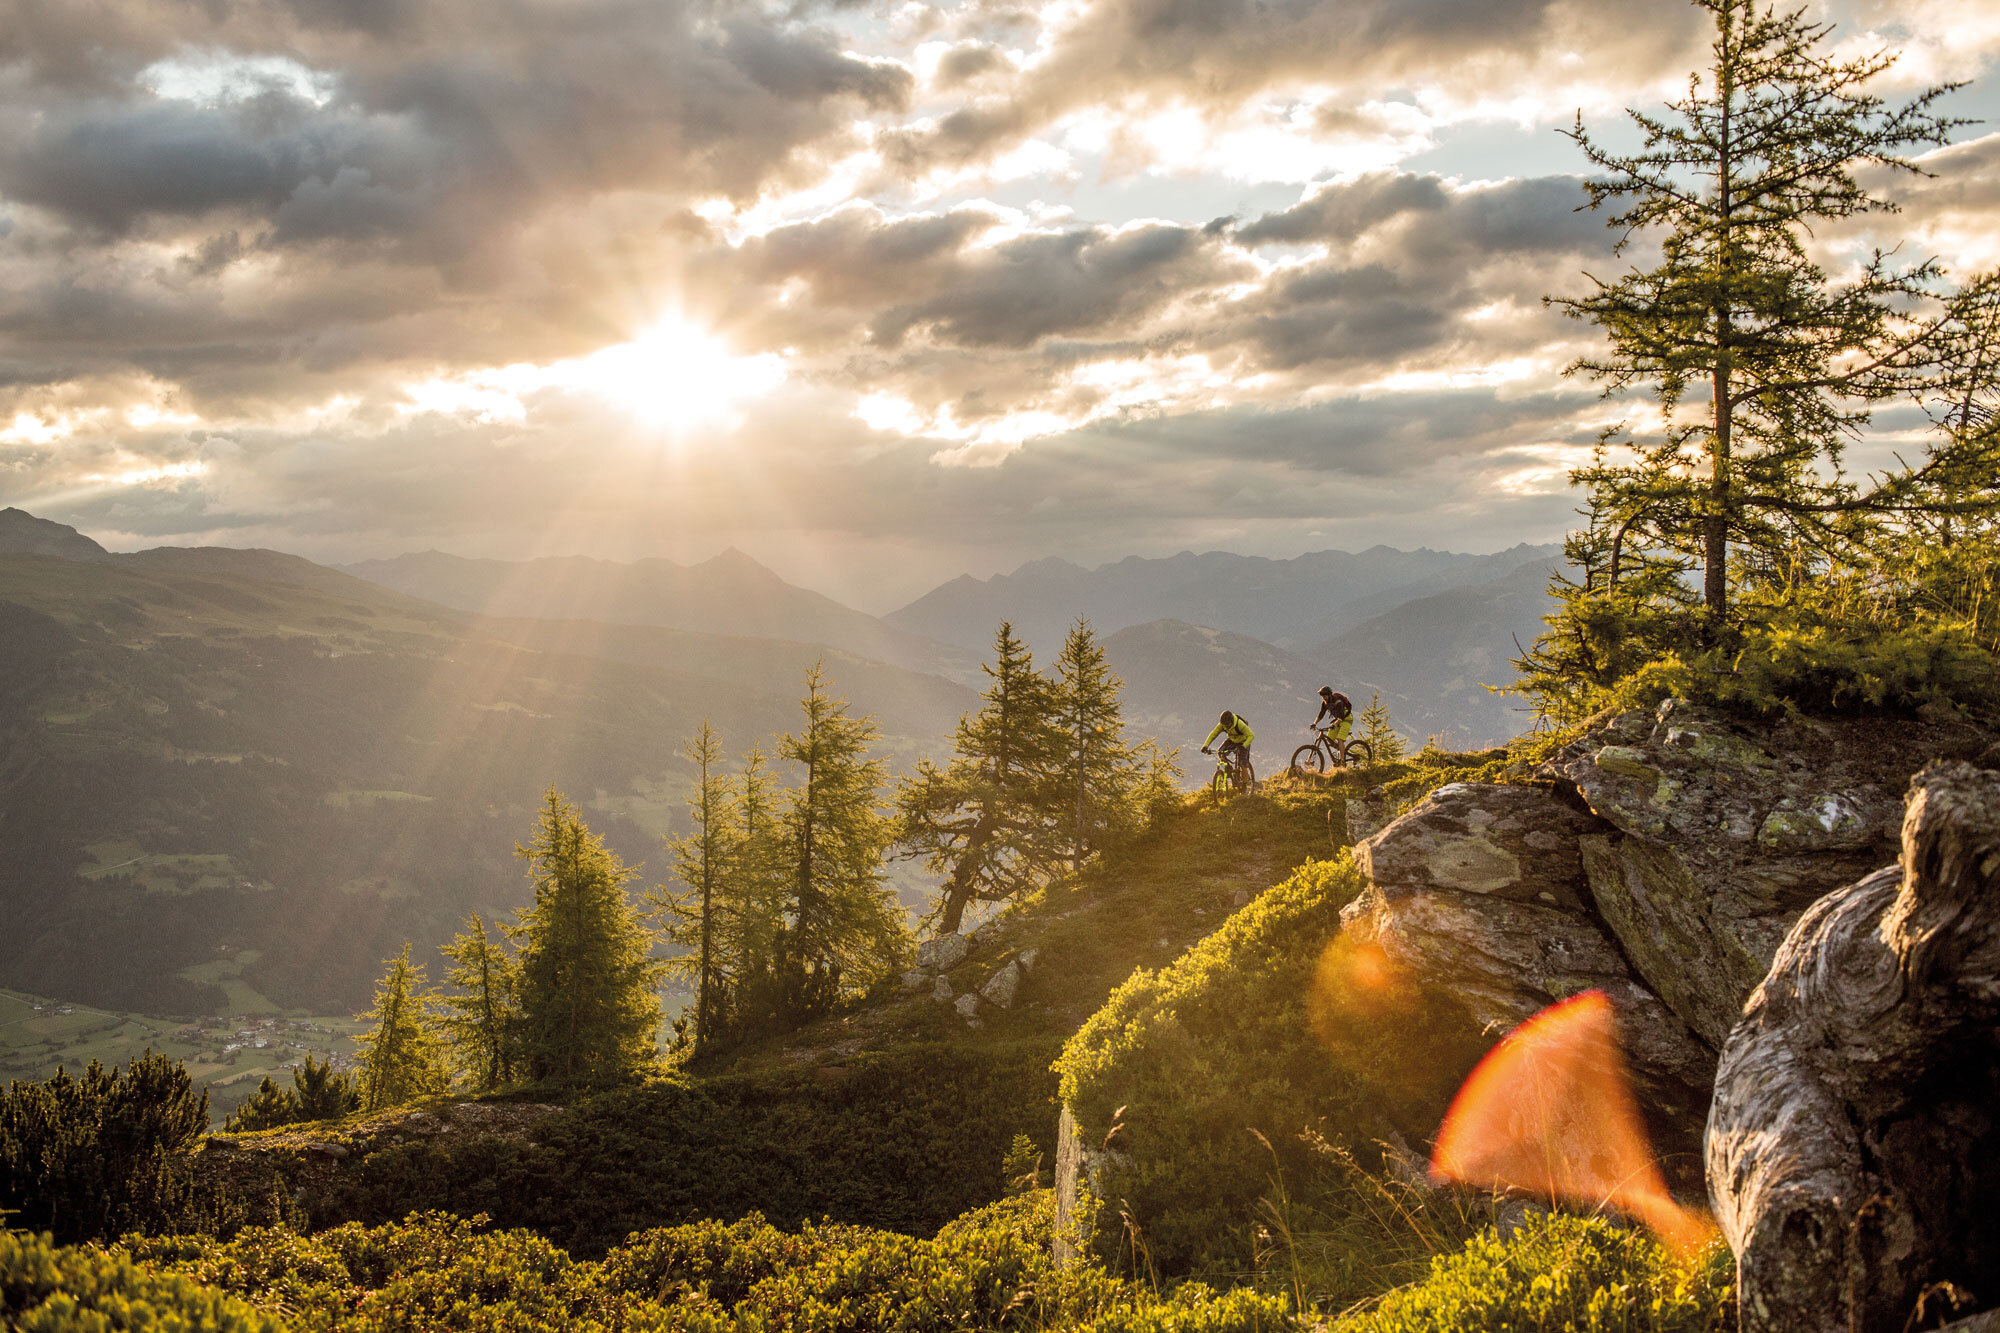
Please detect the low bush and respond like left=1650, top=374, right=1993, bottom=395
left=17, top=1197, right=1733, bottom=1333
left=1055, top=856, right=1490, bottom=1284
left=0, top=1054, right=228, bottom=1244
left=310, top=1040, right=1059, bottom=1254
left=1335, top=1213, right=1735, bottom=1333
left=106, top=1197, right=1295, bottom=1332
left=0, top=1229, right=282, bottom=1333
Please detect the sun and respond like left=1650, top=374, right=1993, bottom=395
left=564, top=319, right=787, bottom=431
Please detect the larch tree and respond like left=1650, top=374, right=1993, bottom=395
left=1050, top=619, right=1136, bottom=872
left=354, top=944, right=448, bottom=1111
left=512, top=789, right=663, bottom=1086
left=895, top=622, right=1065, bottom=934
left=778, top=664, right=907, bottom=1021
left=438, top=913, right=519, bottom=1092
left=721, top=748, right=795, bottom=1041
left=653, top=722, right=735, bottom=1055
left=1553, top=0, right=1994, bottom=620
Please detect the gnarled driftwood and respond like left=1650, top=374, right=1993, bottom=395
left=1708, top=761, right=2000, bottom=1332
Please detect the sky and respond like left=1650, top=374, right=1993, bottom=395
left=2, top=0, right=1998, bottom=612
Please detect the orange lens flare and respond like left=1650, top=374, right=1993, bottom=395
left=1429, top=989, right=1714, bottom=1254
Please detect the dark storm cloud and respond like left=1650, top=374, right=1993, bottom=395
left=0, top=0, right=916, bottom=405
left=869, top=222, right=1243, bottom=348
left=1238, top=172, right=1605, bottom=255
left=1, top=93, right=427, bottom=237
left=883, top=0, right=1701, bottom=173
left=1188, top=172, right=1614, bottom=373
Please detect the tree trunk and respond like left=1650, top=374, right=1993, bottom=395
left=937, top=812, right=999, bottom=934
left=1707, top=761, right=2000, bottom=1332
left=1706, top=365, right=1731, bottom=617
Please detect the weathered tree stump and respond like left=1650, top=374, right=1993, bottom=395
left=1708, top=761, right=2000, bottom=1332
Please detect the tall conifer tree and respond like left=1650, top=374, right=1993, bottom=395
left=438, top=914, right=519, bottom=1091
left=1553, top=0, right=1991, bottom=619
left=778, top=664, right=907, bottom=1019
left=896, top=622, right=1065, bottom=933
left=1051, top=619, right=1135, bottom=872
left=512, top=789, right=663, bottom=1086
left=354, top=944, right=448, bottom=1111
left=722, top=747, right=793, bottom=1039
left=654, top=722, right=735, bottom=1055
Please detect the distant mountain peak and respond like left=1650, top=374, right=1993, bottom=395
left=1010, top=555, right=1087, bottom=578
left=0, top=508, right=109, bottom=561
left=700, top=546, right=777, bottom=576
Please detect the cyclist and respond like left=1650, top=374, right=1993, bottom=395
left=1201, top=710, right=1254, bottom=782
left=1310, top=687, right=1354, bottom=762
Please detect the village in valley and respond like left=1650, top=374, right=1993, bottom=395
left=0, top=988, right=364, bottom=1125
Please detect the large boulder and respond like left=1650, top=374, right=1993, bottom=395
left=1536, top=699, right=1977, bottom=1049
left=1339, top=699, right=1991, bottom=1165
left=916, top=933, right=971, bottom=971
left=1355, top=782, right=1603, bottom=910
left=1708, top=762, right=2000, bottom=1333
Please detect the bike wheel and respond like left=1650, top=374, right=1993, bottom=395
left=1290, top=743, right=1327, bottom=777
left=1237, top=759, right=1256, bottom=794
left=1210, top=767, right=1232, bottom=800
left=1342, top=740, right=1373, bottom=769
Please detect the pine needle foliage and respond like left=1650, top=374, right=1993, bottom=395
left=777, top=665, right=908, bottom=1020
left=513, top=789, right=664, bottom=1088
left=653, top=722, right=737, bottom=1055
left=1356, top=693, right=1405, bottom=764
left=718, top=747, right=796, bottom=1044
left=223, top=1053, right=361, bottom=1132
left=354, top=944, right=449, bottom=1111
left=895, top=623, right=1066, bottom=933
left=1551, top=0, right=1994, bottom=619
left=1522, top=0, right=2000, bottom=725
left=438, top=915, right=521, bottom=1092
left=1053, top=619, right=1140, bottom=873
left=0, top=1054, right=210, bottom=1244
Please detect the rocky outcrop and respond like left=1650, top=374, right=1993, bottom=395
left=1342, top=699, right=1990, bottom=1154
left=1708, top=763, right=2000, bottom=1333
left=194, top=1101, right=562, bottom=1224
left=1353, top=781, right=1600, bottom=911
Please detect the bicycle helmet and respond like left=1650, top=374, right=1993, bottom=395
left=1219, top=710, right=1235, bottom=726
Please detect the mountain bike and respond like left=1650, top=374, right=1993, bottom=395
left=1206, top=747, right=1255, bottom=799
left=1289, top=727, right=1371, bottom=777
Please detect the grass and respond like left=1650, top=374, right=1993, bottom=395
left=180, top=952, right=282, bottom=1015
left=708, top=779, right=1357, bottom=1079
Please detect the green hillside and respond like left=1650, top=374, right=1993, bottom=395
left=0, top=551, right=972, bottom=1017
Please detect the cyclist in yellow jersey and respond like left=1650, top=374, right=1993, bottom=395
left=1201, top=710, right=1254, bottom=776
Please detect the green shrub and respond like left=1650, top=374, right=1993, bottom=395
left=0, top=1230, right=283, bottom=1333
left=309, top=1041, right=1058, bottom=1255
left=109, top=1199, right=1296, bottom=1333
left=225, top=1056, right=362, bottom=1133
left=1055, top=856, right=1488, bottom=1283
left=1335, top=1214, right=1734, bottom=1333
left=0, top=1054, right=214, bottom=1244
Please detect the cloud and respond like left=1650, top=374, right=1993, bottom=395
left=876, top=0, right=1703, bottom=181
left=1, top=0, right=1993, bottom=598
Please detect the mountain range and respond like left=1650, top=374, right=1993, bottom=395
left=887, top=542, right=1559, bottom=652
left=343, top=549, right=978, bottom=684
left=0, top=505, right=1561, bottom=1015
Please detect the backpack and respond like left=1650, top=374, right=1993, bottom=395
left=1329, top=692, right=1351, bottom=719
